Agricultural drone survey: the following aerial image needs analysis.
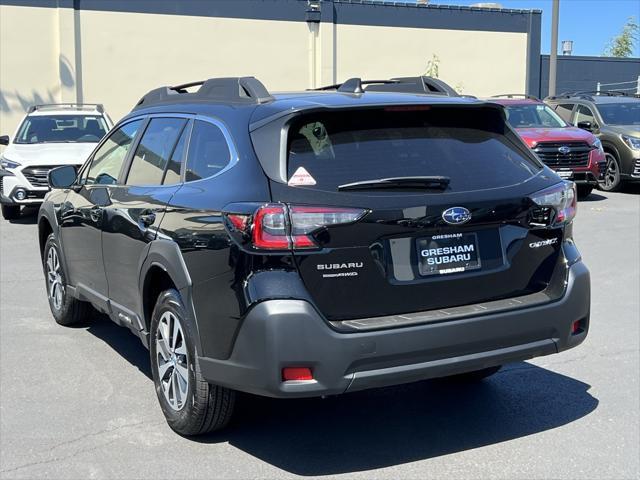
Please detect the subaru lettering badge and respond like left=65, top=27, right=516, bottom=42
left=558, top=145, right=571, bottom=155
left=442, top=207, right=471, bottom=225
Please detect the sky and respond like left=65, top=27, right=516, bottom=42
left=425, top=0, right=640, bottom=57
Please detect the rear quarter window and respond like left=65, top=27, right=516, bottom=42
left=185, top=120, right=231, bottom=182
left=286, top=107, right=541, bottom=192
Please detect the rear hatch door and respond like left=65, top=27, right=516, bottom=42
left=254, top=104, right=566, bottom=321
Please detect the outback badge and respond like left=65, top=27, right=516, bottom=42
left=442, top=207, right=471, bottom=225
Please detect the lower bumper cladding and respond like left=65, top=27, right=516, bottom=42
left=198, top=261, right=590, bottom=398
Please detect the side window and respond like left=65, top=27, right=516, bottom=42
left=163, top=121, right=190, bottom=185
left=575, top=105, right=596, bottom=126
left=85, top=120, right=143, bottom=185
left=185, top=120, right=231, bottom=182
left=126, top=117, right=187, bottom=185
left=553, top=103, right=574, bottom=123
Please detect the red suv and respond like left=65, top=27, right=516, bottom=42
left=491, top=95, right=605, bottom=198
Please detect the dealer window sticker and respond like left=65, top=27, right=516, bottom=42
left=288, top=166, right=317, bottom=186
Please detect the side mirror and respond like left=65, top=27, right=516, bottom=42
left=48, top=165, right=78, bottom=189
left=0, top=135, right=9, bottom=146
left=577, top=121, right=593, bottom=131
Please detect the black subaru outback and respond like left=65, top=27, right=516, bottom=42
left=38, top=76, right=590, bottom=435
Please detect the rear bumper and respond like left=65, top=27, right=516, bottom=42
left=198, top=261, right=590, bottom=398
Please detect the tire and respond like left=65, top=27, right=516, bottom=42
left=150, top=289, right=235, bottom=436
left=43, top=233, right=94, bottom=326
left=446, top=365, right=502, bottom=382
left=600, top=152, right=622, bottom=192
left=576, top=185, right=593, bottom=199
left=1, top=204, right=20, bottom=220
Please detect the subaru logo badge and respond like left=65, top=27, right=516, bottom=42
left=558, top=145, right=571, bottom=155
left=442, top=207, right=471, bottom=225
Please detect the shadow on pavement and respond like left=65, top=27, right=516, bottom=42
left=85, top=314, right=152, bottom=379
left=579, top=192, right=607, bottom=202
left=83, top=314, right=598, bottom=476
left=7, top=208, right=38, bottom=224
left=622, top=183, right=640, bottom=195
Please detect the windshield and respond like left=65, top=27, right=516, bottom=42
left=286, top=107, right=541, bottom=193
left=14, top=115, right=108, bottom=144
left=598, top=103, right=640, bottom=126
left=504, top=104, right=567, bottom=128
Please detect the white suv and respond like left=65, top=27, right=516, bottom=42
left=0, top=104, right=112, bottom=219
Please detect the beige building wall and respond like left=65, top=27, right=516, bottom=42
left=0, top=4, right=533, bottom=138
left=0, top=5, right=61, bottom=136
left=77, top=10, right=312, bottom=122
left=335, top=24, right=528, bottom=97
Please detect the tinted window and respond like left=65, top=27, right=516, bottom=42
left=163, top=122, right=190, bottom=185
left=575, top=105, right=596, bottom=126
left=598, top=102, right=640, bottom=126
left=553, top=103, right=575, bottom=123
left=85, top=120, right=143, bottom=185
left=185, top=120, right=231, bottom=182
left=126, top=118, right=187, bottom=185
left=505, top=104, right=566, bottom=128
left=286, top=107, right=541, bottom=192
left=15, top=115, right=108, bottom=144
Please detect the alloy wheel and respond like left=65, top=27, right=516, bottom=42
left=46, top=246, right=64, bottom=311
left=156, top=311, right=190, bottom=411
left=603, top=153, right=620, bottom=190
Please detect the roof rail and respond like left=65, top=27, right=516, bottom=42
left=546, top=90, right=640, bottom=101
left=312, top=76, right=459, bottom=97
left=28, top=103, right=104, bottom=113
left=134, top=76, right=274, bottom=109
left=491, top=94, right=540, bottom=101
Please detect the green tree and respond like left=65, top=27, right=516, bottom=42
left=604, top=16, right=639, bottom=57
left=423, top=54, right=440, bottom=78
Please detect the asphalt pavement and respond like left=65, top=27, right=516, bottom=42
left=1, top=186, right=638, bottom=480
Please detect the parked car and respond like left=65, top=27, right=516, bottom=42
left=491, top=94, right=605, bottom=198
left=38, top=76, right=590, bottom=435
left=0, top=103, right=112, bottom=220
left=545, top=91, right=640, bottom=192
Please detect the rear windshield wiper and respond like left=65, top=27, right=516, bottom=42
left=338, top=176, right=450, bottom=192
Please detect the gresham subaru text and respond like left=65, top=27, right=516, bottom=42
left=37, top=76, right=590, bottom=436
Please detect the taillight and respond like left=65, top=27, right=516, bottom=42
left=252, top=204, right=289, bottom=249
left=225, top=204, right=366, bottom=250
left=529, top=181, right=577, bottom=227
left=289, top=206, right=365, bottom=249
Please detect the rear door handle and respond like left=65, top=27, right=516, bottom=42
left=139, top=212, right=156, bottom=227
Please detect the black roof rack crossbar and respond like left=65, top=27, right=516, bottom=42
left=28, top=103, right=104, bottom=113
left=546, top=90, right=640, bottom=101
left=312, top=76, right=459, bottom=97
left=312, top=79, right=399, bottom=92
left=135, top=76, right=274, bottom=109
left=491, top=94, right=540, bottom=101
left=171, top=81, right=206, bottom=93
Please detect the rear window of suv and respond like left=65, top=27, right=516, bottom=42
left=286, top=107, right=541, bottom=192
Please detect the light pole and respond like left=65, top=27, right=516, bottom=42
left=549, top=0, right=560, bottom=96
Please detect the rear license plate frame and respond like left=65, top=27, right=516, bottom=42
left=416, top=233, right=481, bottom=276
